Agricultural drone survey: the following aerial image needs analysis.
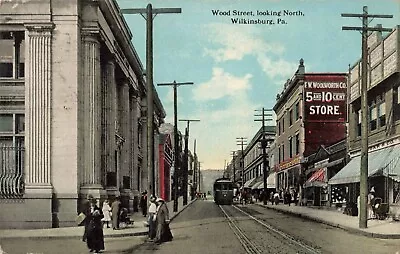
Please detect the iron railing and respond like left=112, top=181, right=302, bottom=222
left=0, top=145, right=24, bottom=198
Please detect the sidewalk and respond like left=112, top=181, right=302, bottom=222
left=0, top=197, right=195, bottom=240
left=255, top=202, right=400, bottom=239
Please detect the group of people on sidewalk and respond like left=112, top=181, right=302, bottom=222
left=145, top=195, right=173, bottom=244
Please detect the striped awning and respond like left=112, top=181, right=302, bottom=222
left=304, top=168, right=326, bottom=188
left=329, top=144, right=400, bottom=185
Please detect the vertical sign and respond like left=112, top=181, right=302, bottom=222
left=304, top=75, right=347, bottom=122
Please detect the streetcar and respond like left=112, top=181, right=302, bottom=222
left=213, top=178, right=234, bottom=205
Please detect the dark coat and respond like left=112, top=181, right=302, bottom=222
left=86, top=205, right=105, bottom=251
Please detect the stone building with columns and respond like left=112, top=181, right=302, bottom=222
left=0, top=0, right=165, bottom=228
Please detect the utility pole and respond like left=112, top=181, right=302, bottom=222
left=255, top=108, right=273, bottom=205
left=198, top=161, right=203, bottom=193
left=121, top=5, right=181, bottom=198
left=236, top=137, right=247, bottom=189
left=192, top=139, right=197, bottom=200
left=341, top=6, right=392, bottom=229
left=230, top=151, right=237, bottom=183
left=158, top=81, right=194, bottom=212
left=179, top=119, right=200, bottom=205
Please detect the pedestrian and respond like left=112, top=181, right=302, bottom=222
left=148, top=196, right=157, bottom=240
left=269, top=191, right=274, bottom=205
left=273, top=192, right=280, bottom=205
left=101, top=200, right=112, bottom=228
left=111, top=196, right=121, bottom=230
left=154, top=197, right=173, bottom=244
left=140, top=191, right=148, bottom=217
left=368, top=187, right=375, bottom=219
left=80, top=194, right=92, bottom=242
left=86, top=197, right=105, bottom=253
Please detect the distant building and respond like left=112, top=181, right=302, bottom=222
left=273, top=59, right=347, bottom=198
left=242, top=126, right=275, bottom=195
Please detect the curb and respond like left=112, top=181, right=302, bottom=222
left=257, top=204, right=400, bottom=239
left=0, top=199, right=197, bottom=240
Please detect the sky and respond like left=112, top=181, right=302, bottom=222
left=117, top=0, right=400, bottom=170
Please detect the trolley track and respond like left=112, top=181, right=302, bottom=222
left=220, top=204, right=321, bottom=254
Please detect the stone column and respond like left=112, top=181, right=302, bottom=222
left=24, top=23, right=54, bottom=195
left=81, top=31, right=102, bottom=188
left=131, top=95, right=140, bottom=193
left=102, top=60, right=117, bottom=180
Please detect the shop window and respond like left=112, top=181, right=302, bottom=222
left=0, top=31, right=25, bottom=79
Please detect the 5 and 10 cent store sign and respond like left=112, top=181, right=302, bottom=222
left=304, top=76, right=347, bottom=123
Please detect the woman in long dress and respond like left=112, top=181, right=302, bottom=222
left=101, top=200, right=112, bottom=228
left=154, top=198, right=173, bottom=244
left=86, top=198, right=105, bottom=253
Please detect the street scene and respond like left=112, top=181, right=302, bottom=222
left=0, top=0, right=400, bottom=253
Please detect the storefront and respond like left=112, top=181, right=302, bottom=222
left=329, top=144, right=400, bottom=214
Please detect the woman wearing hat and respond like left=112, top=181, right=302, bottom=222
left=154, top=198, right=173, bottom=244
left=86, top=197, right=105, bottom=253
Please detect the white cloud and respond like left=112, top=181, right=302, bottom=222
left=192, top=67, right=252, bottom=101
left=257, top=54, right=298, bottom=79
left=203, top=23, right=284, bottom=62
left=202, top=23, right=297, bottom=79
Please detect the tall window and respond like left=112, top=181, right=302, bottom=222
left=369, top=104, right=377, bottom=131
left=357, top=110, right=361, bottom=136
left=295, top=102, right=300, bottom=120
left=281, top=144, right=285, bottom=161
left=289, top=136, right=293, bottom=158
left=0, top=113, right=25, bottom=197
left=278, top=146, right=281, bottom=163
left=282, top=118, right=285, bottom=133
left=378, top=101, right=386, bottom=127
left=278, top=121, right=281, bottom=136
left=289, top=109, right=293, bottom=126
left=295, top=133, right=300, bottom=155
left=395, top=86, right=400, bottom=121
left=0, top=31, right=25, bottom=78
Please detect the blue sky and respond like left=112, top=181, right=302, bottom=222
left=117, top=0, right=400, bottom=170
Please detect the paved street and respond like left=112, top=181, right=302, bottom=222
left=2, top=198, right=400, bottom=254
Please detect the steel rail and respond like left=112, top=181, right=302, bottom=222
left=220, top=205, right=263, bottom=254
left=233, top=205, right=321, bottom=254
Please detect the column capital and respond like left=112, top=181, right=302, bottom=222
left=82, top=27, right=101, bottom=43
left=25, top=23, right=54, bottom=37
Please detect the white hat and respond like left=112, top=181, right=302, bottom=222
left=370, top=187, right=375, bottom=192
left=156, top=198, right=164, bottom=202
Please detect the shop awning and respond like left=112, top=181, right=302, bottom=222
left=243, top=177, right=257, bottom=188
left=252, top=181, right=263, bottom=189
left=329, top=144, right=400, bottom=185
left=251, top=173, right=276, bottom=189
left=304, top=168, right=326, bottom=188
